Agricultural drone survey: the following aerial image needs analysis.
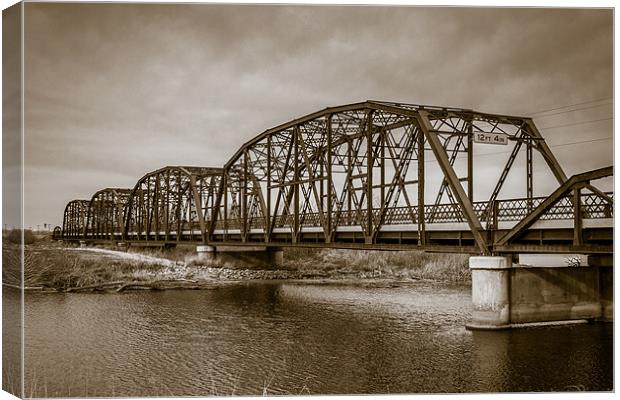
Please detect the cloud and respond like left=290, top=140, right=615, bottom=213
left=20, top=4, right=613, bottom=227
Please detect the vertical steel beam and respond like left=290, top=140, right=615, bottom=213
left=417, top=110, right=488, bottom=254
left=573, top=187, right=583, bottom=245
left=146, top=177, right=152, bottom=240
left=467, top=120, right=474, bottom=202
left=526, top=138, right=533, bottom=212
left=319, top=159, right=324, bottom=211
left=380, top=128, right=385, bottom=211
left=417, top=129, right=425, bottom=245
left=177, top=171, right=182, bottom=242
left=165, top=170, right=170, bottom=241
left=366, top=110, right=374, bottom=243
left=266, top=135, right=272, bottom=243
left=326, top=114, right=333, bottom=243
left=223, top=173, right=228, bottom=235
left=347, top=139, right=352, bottom=224
left=154, top=175, right=160, bottom=241
left=293, top=126, right=300, bottom=243
left=242, top=151, right=248, bottom=242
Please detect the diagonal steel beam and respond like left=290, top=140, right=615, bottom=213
left=496, top=166, right=613, bottom=246
left=189, top=175, right=207, bottom=243
left=417, top=110, right=489, bottom=254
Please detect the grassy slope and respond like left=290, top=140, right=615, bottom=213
left=3, top=233, right=471, bottom=291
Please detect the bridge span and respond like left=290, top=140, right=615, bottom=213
left=54, top=100, right=613, bottom=329
left=55, top=100, right=612, bottom=255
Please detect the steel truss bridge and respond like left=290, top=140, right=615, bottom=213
left=55, top=101, right=613, bottom=255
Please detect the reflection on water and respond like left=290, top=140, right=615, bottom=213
left=19, top=281, right=612, bottom=396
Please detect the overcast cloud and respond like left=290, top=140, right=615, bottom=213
left=17, top=4, right=613, bottom=228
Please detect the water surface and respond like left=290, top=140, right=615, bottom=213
left=18, top=281, right=613, bottom=396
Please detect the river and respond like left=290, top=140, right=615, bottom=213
left=8, top=281, right=614, bottom=396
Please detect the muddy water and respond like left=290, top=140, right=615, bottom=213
left=15, top=281, right=613, bottom=396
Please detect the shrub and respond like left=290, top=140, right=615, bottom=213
left=7, top=229, right=35, bottom=245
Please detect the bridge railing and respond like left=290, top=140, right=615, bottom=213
left=207, top=191, right=612, bottom=233
left=67, top=190, right=611, bottom=239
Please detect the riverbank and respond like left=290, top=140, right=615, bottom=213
left=3, top=236, right=470, bottom=292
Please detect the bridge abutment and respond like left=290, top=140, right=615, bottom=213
left=466, top=255, right=613, bottom=330
left=196, top=245, right=284, bottom=269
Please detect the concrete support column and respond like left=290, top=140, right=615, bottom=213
left=466, top=256, right=512, bottom=330
left=270, top=248, right=284, bottom=267
left=196, top=245, right=216, bottom=261
left=204, top=246, right=284, bottom=269
left=589, top=255, right=613, bottom=322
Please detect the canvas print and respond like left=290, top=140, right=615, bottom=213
left=2, top=2, right=614, bottom=397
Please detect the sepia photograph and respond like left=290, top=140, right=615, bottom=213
left=2, top=1, right=615, bottom=398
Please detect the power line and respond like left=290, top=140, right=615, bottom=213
left=419, top=136, right=613, bottom=164
left=529, top=97, right=613, bottom=115
left=538, top=117, right=613, bottom=130
left=548, top=136, right=613, bottom=148
left=532, top=102, right=613, bottom=118
left=469, top=137, right=612, bottom=159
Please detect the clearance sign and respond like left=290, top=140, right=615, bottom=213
left=473, top=132, right=509, bottom=145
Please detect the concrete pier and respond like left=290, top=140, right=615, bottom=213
left=467, top=255, right=613, bottom=330
left=590, top=255, right=613, bottom=321
left=196, top=245, right=216, bottom=261
left=467, top=256, right=512, bottom=330
left=196, top=245, right=284, bottom=268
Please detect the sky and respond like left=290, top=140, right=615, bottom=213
left=13, top=4, right=614, bottom=229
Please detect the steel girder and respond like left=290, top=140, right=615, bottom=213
left=52, top=226, right=62, bottom=239
left=123, top=166, right=223, bottom=243
left=213, top=100, right=581, bottom=254
left=497, top=166, right=613, bottom=248
left=56, top=100, right=612, bottom=255
left=61, top=200, right=90, bottom=239
left=85, top=188, right=132, bottom=240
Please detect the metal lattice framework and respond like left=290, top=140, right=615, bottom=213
left=210, top=100, right=612, bottom=254
left=124, top=166, right=223, bottom=243
left=58, top=101, right=613, bottom=255
left=62, top=200, right=90, bottom=239
left=85, top=188, right=132, bottom=240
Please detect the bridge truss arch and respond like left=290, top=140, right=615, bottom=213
left=212, top=100, right=583, bottom=253
left=85, top=188, right=132, bottom=241
left=61, top=200, right=90, bottom=239
left=123, top=166, right=223, bottom=243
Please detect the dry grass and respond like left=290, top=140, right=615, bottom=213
left=126, top=244, right=197, bottom=263
left=283, top=247, right=470, bottom=282
left=3, top=244, right=171, bottom=290
left=3, top=233, right=471, bottom=291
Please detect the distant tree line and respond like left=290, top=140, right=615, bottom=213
left=6, top=229, right=36, bottom=245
